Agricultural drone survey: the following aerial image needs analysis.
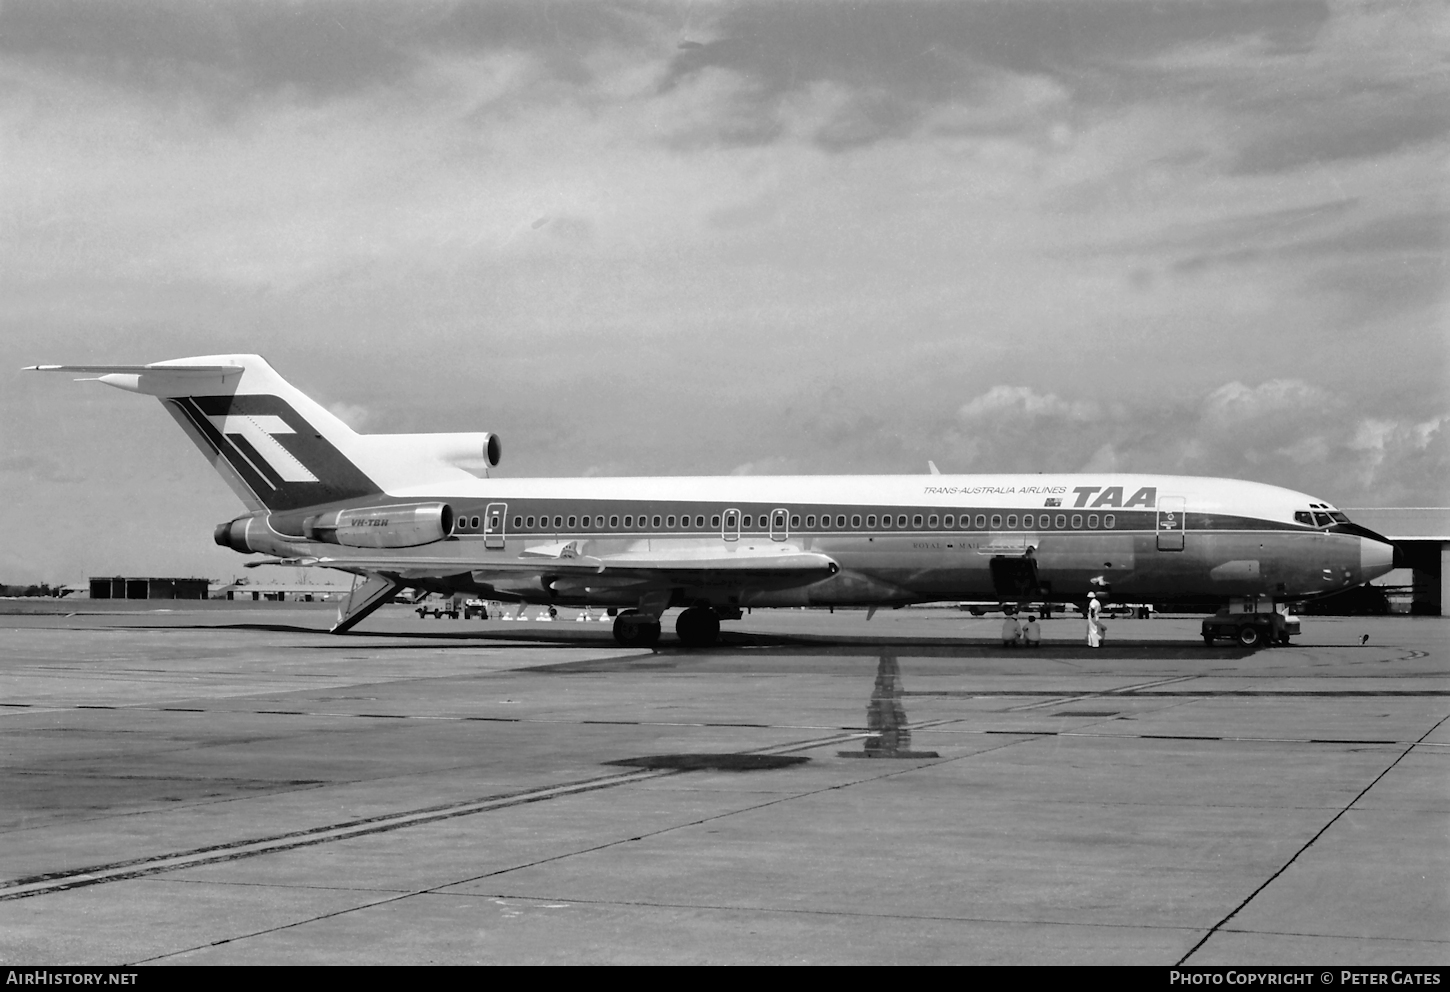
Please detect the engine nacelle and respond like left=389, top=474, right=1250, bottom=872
left=214, top=515, right=268, bottom=554
left=308, top=502, right=455, bottom=549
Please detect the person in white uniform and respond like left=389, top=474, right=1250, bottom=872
left=1086, top=593, right=1102, bottom=648
left=1001, top=613, right=1022, bottom=647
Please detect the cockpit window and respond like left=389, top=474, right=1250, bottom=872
left=1330, top=512, right=1349, bottom=523
left=1313, top=511, right=1334, bottom=526
left=1294, top=511, right=1314, bottom=525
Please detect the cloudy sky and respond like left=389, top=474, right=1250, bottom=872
left=2, top=0, right=1446, bottom=583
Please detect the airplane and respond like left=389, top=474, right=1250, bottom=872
left=28, top=355, right=1398, bottom=648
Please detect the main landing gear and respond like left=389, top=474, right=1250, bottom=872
left=612, top=610, right=661, bottom=648
left=610, top=607, right=722, bottom=648
left=674, top=607, right=721, bottom=648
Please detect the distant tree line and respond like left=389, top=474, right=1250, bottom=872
left=0, top=583, right=63, bottom=597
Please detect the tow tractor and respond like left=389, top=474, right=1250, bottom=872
left=1202, top=597, right=1300, bottom=647
left=415, top=596, right=461, bottom=620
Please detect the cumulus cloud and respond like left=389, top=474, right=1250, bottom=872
left=327, top=402, right=373, bottom=431
left=932, top=378, right=1447, bottom=504
left=959, top=385, right=1098, bottom=422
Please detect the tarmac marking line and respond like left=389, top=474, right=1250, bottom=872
left=1176, top=709, right=1450, bottom=966
left=0, top=727, right=879, bottom=905
left=439, top=889, right=1215, bottom=932
left=137, top=733, right=1037, bottom=964
left=1008, top=675, right=1200, bottom=711
left=0, top=769, right=669, bottom=902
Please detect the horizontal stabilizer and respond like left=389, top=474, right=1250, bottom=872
left=27, top=364, right=243, bottom=375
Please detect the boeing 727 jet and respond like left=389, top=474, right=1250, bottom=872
left=29, top=355, right=1398, bottom=647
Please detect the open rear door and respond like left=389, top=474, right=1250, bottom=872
left=989, top=555, right=1042, bottom=599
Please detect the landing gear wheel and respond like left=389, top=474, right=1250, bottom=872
left=1236, top=624, right=1263, bottom=648
left=613, top=610, right=661, bottom=648
left=675, top=608, right=721, bottom=648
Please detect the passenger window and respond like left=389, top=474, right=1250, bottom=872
left=610, top=515, right=619, bottom=528
left=791, top=515, right=800, bottom=528
left=1104, top=514, right=1116, bottom=529
left=861, top=514, right=871, bottom=528
left=568, top=516, right=577, bottom=529
left=713, top=515, right=722, bottom=527
left=1055, top=514, right=1066, bottom=528
left=624, top=515, right=633, bottom=528
left=741, top=515, right=751, bottom=528
left=526, top=516, right=535, bottom=528
left=806, top=515, right=816, bottom=528
left=1088, top=514, right=1098, bottom=529
left=652, top=515, right=662, bottom=528
left=913, top=514, right=923, bottom=527
left=894, top=514, right=904, bottom=527
left=928, top=515, right=938, bottom=528
left=723, top=513, right=733, bottom=527
left=975, top=514, right=986, bottom=529
left=852, top=515, right=862, bottom=528
left=513, top=516, right=521, bottom=528
left=943, top=515, right=953, bottom=528
left=1007, top=515, right=1018, bottom=528
left=550, top=516, right=559, bottom=528
left=774, top=512, right=785, bottom=526
left=471, top=516, right=481, bottom=529
left=666, top=515, right=675, bottom=528
left=836, top=515, right=846, bottom=528
left=696, top=515, right=705, bottom=528
left=1071, top=514, right=1082, bottom=528
left=991, top=514, right=1002, bottom=528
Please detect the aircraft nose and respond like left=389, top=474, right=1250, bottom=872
left=1360, top=537, right=1396, bottom=581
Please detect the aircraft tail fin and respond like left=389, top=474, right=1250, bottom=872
left=28, top=356, right=382, bottom=512
left=29, top=355, right=501, bottom=512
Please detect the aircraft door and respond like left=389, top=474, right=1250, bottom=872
left=483, top=502, right=507, bottom=550
left=769, top=508, right=789, bottom=542
left=1156, top=496, right=1186, bottom=551
left=722, top=508, right=740, bottom=543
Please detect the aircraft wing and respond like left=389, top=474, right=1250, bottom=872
left=259, top=544, right=839, bottom=586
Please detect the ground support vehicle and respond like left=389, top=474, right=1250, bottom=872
left=462, top=599, right=489, bottom=619
left=1202, top=608, right=1295, bottom=647
left=416, top=599, right=461, bottom=620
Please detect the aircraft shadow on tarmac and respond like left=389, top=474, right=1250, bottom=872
left=116, top=620, right=1255, bottom=659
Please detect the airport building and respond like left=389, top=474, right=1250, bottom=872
left=1344, top=507, right=1450, bottom=615
left=88, top=576, right=210, bottom=600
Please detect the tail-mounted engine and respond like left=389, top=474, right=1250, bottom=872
left=215, top=502, right=455, bottom=553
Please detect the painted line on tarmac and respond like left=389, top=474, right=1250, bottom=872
left=0, top=770, right=667, bottom=902
left=1176, top=710, right=1450, bottom=965
left=957, top=729, right=1419, bottom=746
left=0, top=726, right=876, bottom=904
left=1007, top=675, right=1199, bottom=711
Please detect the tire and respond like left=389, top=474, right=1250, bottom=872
left=675, top=608, right=721, bottom=648
left=1203, top=634, right=1215, bottom=645
left=613, top=611, right=661, bottom=648
left=1236, top=624, right=1262, bottom=648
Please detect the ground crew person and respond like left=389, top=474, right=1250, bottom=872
left=1002, top=613, right=1022, bottom=647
